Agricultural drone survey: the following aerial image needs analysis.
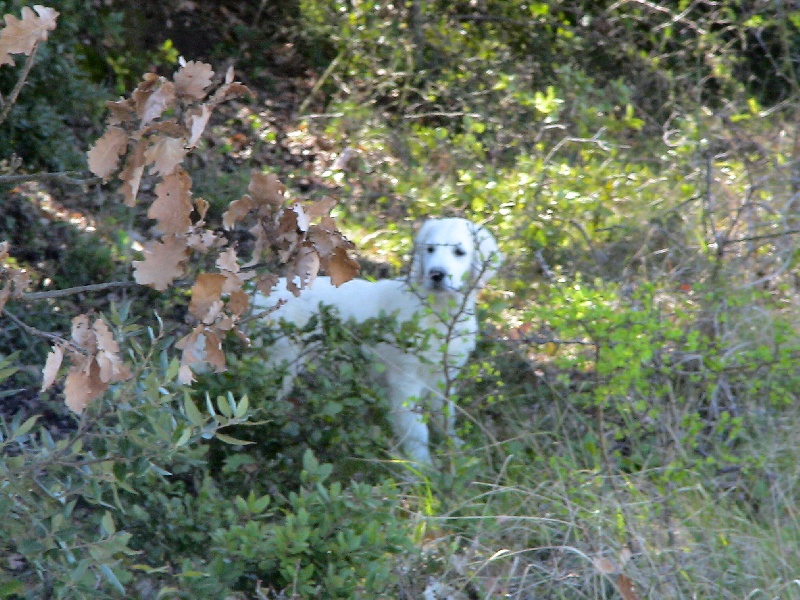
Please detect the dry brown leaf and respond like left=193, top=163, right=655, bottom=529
left=149, top=169, right=193, bottom=234
left=222, top=195, right=255, bottom=230
left=307, top=225, right=338, bottom=257
left=145, top=135, right=187, bottom=177
left=248, top=170, right=285, bottom=207
left=174, top=60, right=214, bottom=100
left=286, top=244, right=320, bottom=295
left=215, top=247, right=249, bottom=291
left=178, top=363, right=195, bottom=385
left=202, top=329, right=226, bottom=372
left=87, top=126, right=128, bottom=181
left=40, top=344, right=63, bottom=391
left=105, top=97, right=136, bottom=126
left=0, top=5, right=59, bottom=66
left=186, top=229, right=219, bottom=252
left=135, top=79, right=176, bottom=126
left=189, top=273, right=226, bottom=322
left=208, top=81, right=252, bottom=107
left=119, top=138, right=147, bottom=206
left=93, top=319, right=128, bottom=383
left=176, top=324, right=226, bottom=378
left=228, top=289, right=250, bottom=317
left=303, top=196, right=337, bottom=220
left=618, top=574, right=641, bottom=600
left=71, top=314, right=94, bottom=350
left=185, top=104, right=211, bottom=147
left=175, top=326, right=204, bottom=375
left=64, top=360, right=106, bottom=415
left=133, top=235, right=188, bottom=290
left=195, top=197, right=210, bottom=221
left=215, top=246, right=239, bottom=274
left=326, top=246, right=360, bottom=286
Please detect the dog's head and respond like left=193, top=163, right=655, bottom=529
left=409, top=218, right=502, bottom=294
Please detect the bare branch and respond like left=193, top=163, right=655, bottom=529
left=22, top=281, right=136, bottom=301
left=0, top=42, right=40, bottom=127
left=2, top=308, right=81, bottom=352
left=0, top=171, right=100, bottom=186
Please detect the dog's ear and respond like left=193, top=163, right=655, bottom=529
left=409, top=219, right=436, bottom=283
left=470, top=222, right=502, bottom=288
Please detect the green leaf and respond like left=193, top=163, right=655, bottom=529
left=174, top=426, right=192, bottom=447
left=215, top=432, right=254, bottom=445
left=234, top=394, right=249, bottom=419
left=99, top=564, right=126, bottom=593
left=183, top=396, right=205, bottom=427
left=217, top=394, right=233, bottom=418
left=13, top=414, right=40, bottom=439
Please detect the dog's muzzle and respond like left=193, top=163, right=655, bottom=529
left=427, top=268, right=449, bottom=290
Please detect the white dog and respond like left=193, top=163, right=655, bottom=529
left=255, top=217, right=501, bottom=464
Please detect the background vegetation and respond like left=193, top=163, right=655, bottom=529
left=2, top=0, right=800, bottom=597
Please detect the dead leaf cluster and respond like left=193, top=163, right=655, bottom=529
left=0, top=4, right=58, bottom=66
left=41, top=315, right=132, bottom=414
left=224, top=170, right=360, bottom=296
left=75, top=59, right=360, bottom=396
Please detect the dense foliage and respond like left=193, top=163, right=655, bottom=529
left=3, top=1, right=800, bottom=598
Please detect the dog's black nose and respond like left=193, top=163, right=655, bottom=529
left=429, top=269, right=446, bottom=283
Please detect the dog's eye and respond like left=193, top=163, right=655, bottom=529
left=454, top=247, right=466, bottom=257
left=427, top=246, right=435, bottom=253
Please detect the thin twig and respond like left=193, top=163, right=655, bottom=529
left=298, top=54, right=342, bottom=116
left=2, top=308, right=78, bottom=351
left=0, top=171, right=100, bottom=186
left=22, top=281, right=137, bottom=301
left=0, top=43, right=40, bottom=127
left=723, top=227, right=800, bottom=245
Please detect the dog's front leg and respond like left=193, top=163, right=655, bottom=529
left=385, top=374, right=432, bottom=465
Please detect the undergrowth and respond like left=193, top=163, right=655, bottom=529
left=3, top=1, right=800, bottom=598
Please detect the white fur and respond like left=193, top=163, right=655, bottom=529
left=254, top=217, right=501, bottom=465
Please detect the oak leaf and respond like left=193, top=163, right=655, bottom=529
left=93, top=319, right=129, bottom=383
left=175, top=327, right=203, bottom=383
left=105, top=98, right=136, bottom=126
left=228, top=289, right=250, bottom=317
left=145, top=136, right=187, bottom=177
left=185, top=104, right=211, bottom=147
left=188, top=273, right=226, bottom=322
left=135, top=79, right=176, bottom=126
left=186, top=229, right=220, bottom=252
left=71, top=314, right=94, bottom=350
left=286, top=244, right=320, bottom=295
left=327, top=246, right=360, bottom=286
left=304, top=196, right=337, bottom=220
left=40, top=344, right=63, bottom=391
left=119, top=138, right=147, bottom=206
left=201, top=329, right=226, bottom=372
left=222, top=195, right=255, bottom=230
left=133, top=235, right=188, bottom=290
left=248, top=170, right=285, bottom=207
left=0, top=5, right=58, bottom=66
left=149, top=169, right=193, bottom=234
left=64, top=359, right=106, bottom=415
left=87, top=126, right=128, bottom=181
left=174, top=60, right=214, bottom=100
